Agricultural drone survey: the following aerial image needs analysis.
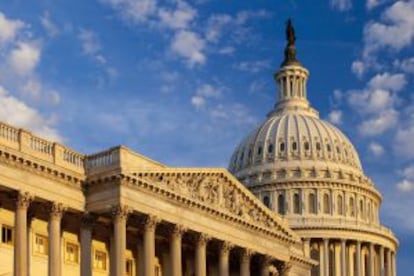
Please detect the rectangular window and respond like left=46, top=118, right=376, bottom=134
left=1, top=225, right=13, bottom=245
left=94, top=250, right=107, bottom=270
left=126, top=259, right=133, bottom=276
left=65, top=242, right=79, bottom=263
left=34, top=234, right=48, bottom=255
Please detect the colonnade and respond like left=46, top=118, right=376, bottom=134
left=10, top=191, right=286, bottom=276
left=307, top=238, right=396, bottom=276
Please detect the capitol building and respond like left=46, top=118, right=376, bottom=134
left=0, top=22, right=397, bottom=276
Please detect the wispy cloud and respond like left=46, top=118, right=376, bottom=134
left=329, top=0, right=352, bottom=12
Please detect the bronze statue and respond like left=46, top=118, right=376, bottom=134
left=286, top=19, right=296, bottom=46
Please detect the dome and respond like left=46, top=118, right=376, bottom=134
left=229, top=110, right=363, bottom=177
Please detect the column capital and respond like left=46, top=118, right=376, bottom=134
left=195, top=233, right=211, bottom=246
left=143, top=215, right=160, bottom=231
left=49, top=202, right=66, bottom=219
left=240, top=248, right=254, bottom=262
left=111, top=205, right=130, bottom=220
left=220, top=241, right=233, bottom=253
left=15, top=191, right=33, bottom=209
left=170, top=224, right=187, bottom=238
left=81, top=213, right=96, bottom=229
left=261, top=254, right=273, bottom=266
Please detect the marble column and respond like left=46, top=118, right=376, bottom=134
left=368, top=243, right=375, bottom=276
left=304, top=238, right=311, bottom=258
left=355, top=241, right=361, bottom=276
left=143, top=215, right=158, bottom=276
left=136, top=238, right=144, bottom=276
left=386, top=249, right=392, bottom=276
left=340, top=239, right=347, bottom=276
left=392, top=251, right=396, bottom=276
left=379, top=246, right=385, bottom=276
left=80, top=214, right=94, bottom=276
left=195, top=234, right=209, bottom=276
left=170, top=225, right=185, bottom=276
left=14, top=192, right=32, bottom=276
left=219, top=242, right=232, bottom=276
left=323, top=239, right=329, bottom=276
left=112, top=206, right=129, bottom=276
left=240, top=249, right=252, bottom=276
left=261, top=256, right=271, bottom=276
left=48, top=202, right=65, bottom=276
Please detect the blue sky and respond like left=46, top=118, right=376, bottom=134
left=0, top=0, right=413, bottom=273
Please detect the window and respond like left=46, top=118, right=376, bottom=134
left=279, top=142, right=285, bottom=152
left=126, top=259, right=134, bottom=276
left=292, top=142, right=297, bottom=151
left=65, top=242, right=79, bottom=263
left=359, top=200, right=365, bottom=219
left=34, top=234, right=48, bottom=255
left=94, top=250, right=107, bottom=270
left=263, top=195, right=271, bottom=209
left=316, top=142, right=321, bottom=151
left=308, top=193, right=316, bottom=214
left=327, top=144, right=331, bottom=152
left=349, top=198, right=355, bottom=217
left=278, top=194, right=285, bottom=215
left=323, top=194, right=330, bottom=214
left=257, top=146, right=262, bottom=155
left=268, top=144, right=273, bottom=153
left=304, top=141, right=310, bottom=151
left=1, top=225, right=13, bottom=245
left=337, top=195, right=343, bottom=215
left=293, top=193, right=300, bottom=214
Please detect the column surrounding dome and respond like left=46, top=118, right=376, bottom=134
left=228, top=20, right=398, bottom=276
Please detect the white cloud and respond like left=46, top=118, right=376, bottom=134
left=394, top=123, right=414, bottom=158
left=40, top=11, right=59, bottom=37
left=0, top=86, right=61, bottom=141
left=367, top=72, right=406, bottom=92
left=191, top=95, right=205, bottom=109
left=158, top=1, right=196, bottom=30
left=79, top=29, right=101, bottom=55
left=171, top=30, right=205, bottom=66
left=348, top=88, right=394, bottom=115
left=217, top=46, right=235, bottom=55
left=0, top=11, right=24, bottom=45
left=328, top=110, right=343, bottom=125
left=233, top=60, right=271, bottom=73
left=396, top=165, right=414, bottom=192
left=191, top=84, right=222, bottom=108
left=366, top=0, right=386, bottom=11
left=397, top=180, right=414, bottom=192
left=394, top=57, right=414, bottom=73
left=100, top=0, right=157, bottom=23
left=358, top=109, right=398, bottom=136
left=363, top=1, right=414, bottom=56
left=330, top=0, right=352, bottom=11
left=368, top=141, right=384, bottom=156
left=8, top=42, right=41, bottom=76
left=351, top=60, right=366, bottom=78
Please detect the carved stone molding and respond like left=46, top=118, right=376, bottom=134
left=169, top=224, right=187, bottom=238
left=220, top=241, right=233, bottom=253
left=15, top=191, right=33, bottom=209
left=111, top=205, right=130, bottom=221
left=143, top=215, right=159, bottom=231
left=49, top=202, right=66, bottom=219
left=195, top=233, right=210, bottom=246
left=240, top=248, right=254, bottom=262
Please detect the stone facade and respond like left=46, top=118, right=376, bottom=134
left=0, top=122, right=314, bottom=276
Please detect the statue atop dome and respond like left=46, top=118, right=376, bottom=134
left=281, top=19, right=300, bottom=67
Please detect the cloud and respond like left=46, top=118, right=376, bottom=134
left=8, top=42, right=41, bottom=76
left=191, top=83, right=222, bottom=108
left=368, top=141, right=384, bottom=156
left=328, top=110, right=343, bottom=125
left=397, top=180, right=414, bottom=192
left=394, top=57, right=414, bottom=73
left=40, top=11, right=59, bottom=37
left=363, top=1, right=414, bottom=57
left=233, top=60, right=271, bottom=73
left=367, top=72, right=406, bottom=92
left=366, top=0, right=386, bottom=11
left=394, top=122, right=414, bottom=159
left=171, top=30, right=205, bottom=66
left=351, top=60, right=366, bottom=78
left=100, top=0, right=157, bottom=23
left=0, top=86, right=61, bottom=141
left=79, top=29, right=101, bottom=55
left=158, top=1, right=196, bottom=30
left=330, top=0, right=352, bottom=11
left=358, top=109, right=398, bottom=136
left=0, top=11, right=24, bottom=45
left=396, top=165, right=414, bottom=192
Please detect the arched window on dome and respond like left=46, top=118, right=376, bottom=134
left=257, top=146, right=262, bottom=155
left=316, top=142, right=321, bottom=151
left=292, top=141, right=297, bottom=151
left=367, top=201, right=371, bottom=222
left=279, top=142, right=285, bottom=152
left=304, top=141, right=310, bottom=151
left=337, top=195, right=343, bottom=215
left=327, top=144, right=331, bottom=152
left=323, top=193, right=330, bottom=214
left=359, top=200, right=365, bottom=220
left=278, top=194, right=285, bottom=215
left=349, top=197, right=355, bottom=217
left=263, top=195, right=271, bottom=209
left=268, top=143, right=274, bottom=153
left=293, top=193, right=300, bottom=214
left=308, top=193, right=316, bottom=214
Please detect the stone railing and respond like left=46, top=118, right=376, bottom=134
left=0, top=121, right=85, bottom=174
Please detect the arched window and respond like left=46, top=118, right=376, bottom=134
left=367, top=202, right=371, bottom=222
left=316, top=142, right=321, bottom=151
left=349, top=197, right=355, bottom=217
left=268, top=144, right=273, bottom=153
left=323, top=194, right=330, bottom=214
left=359, top=200, right=365, bottom=219
left=327, top=144, right=331, bottom=152
left=263, top=195, right=271, bottom=209
left=337, top=195, right=343, bottom=215
left=278, top=194, right=285, bottom=215
left=257, top=146, right=262, bottom=155
left=304, top=141, right=310, bottom=151
left=308, top=193, right=316, bottom=214
left=293, top=193, right=300, bottom=214
left=280, top=142, right=285, bottom=152
left=292, top=141, right=297, bottom=151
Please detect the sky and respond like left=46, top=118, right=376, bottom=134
left=0, top=0, right=413, bottom=273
